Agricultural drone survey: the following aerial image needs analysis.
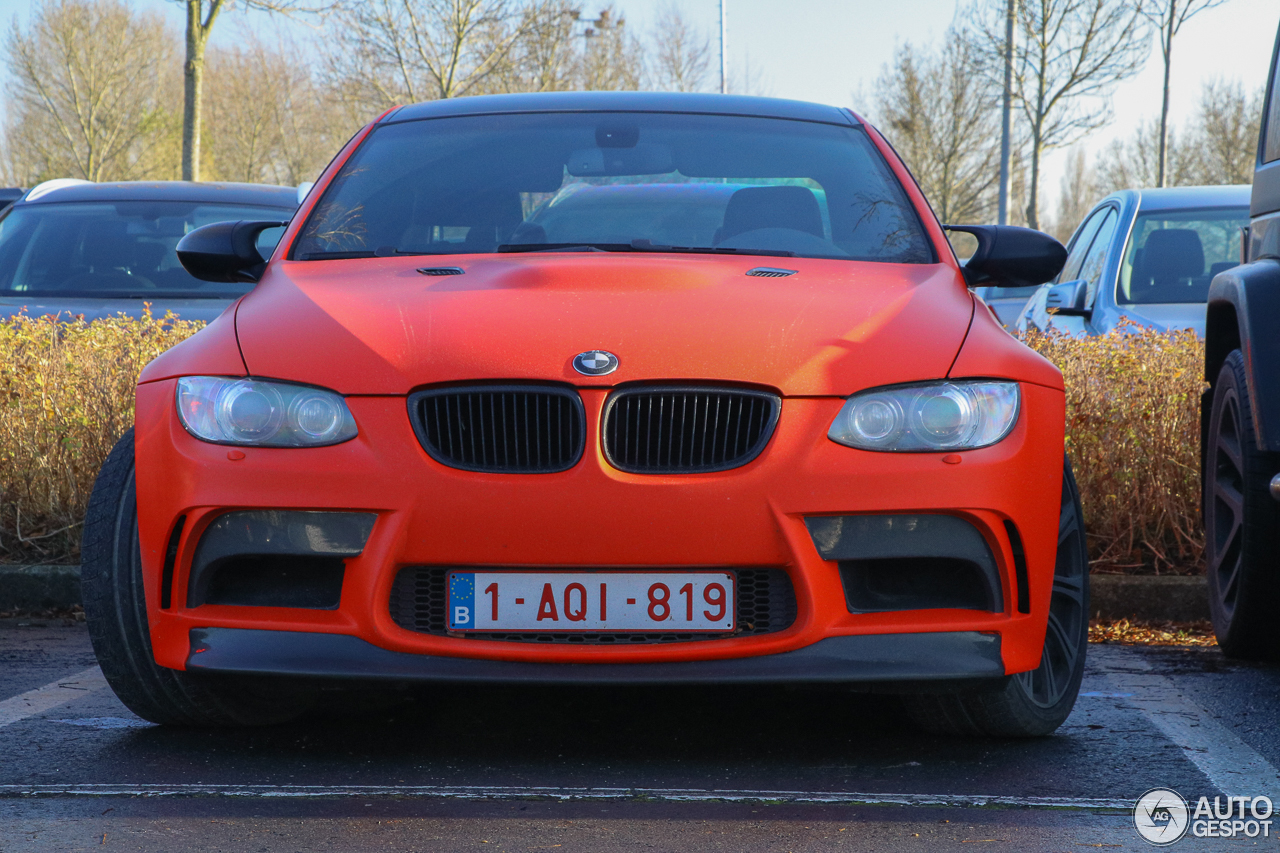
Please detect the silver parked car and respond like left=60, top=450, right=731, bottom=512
left=1014, top=185, right=1250, bottom=336
left=0, top=179, right=298, bottom=324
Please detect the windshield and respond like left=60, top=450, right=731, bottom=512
left=1117, top=207, right=1248, bottom=305
left=0, top=201, right=294, bottom=298
left=293, top=112, right=934, bottom=264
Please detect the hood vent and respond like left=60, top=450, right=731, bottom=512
left=409, top=385, right=585, bottom=473
left=417, top=266, right=465, bottom=276
left=745, top=267, right=798, bottom=278
left=602, top=386, right=780, bottom=474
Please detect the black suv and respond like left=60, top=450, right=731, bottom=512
left=1202, top=21, right=1280, bottom=658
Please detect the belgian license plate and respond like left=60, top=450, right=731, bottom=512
left=447, top=572, right=736, bottom=632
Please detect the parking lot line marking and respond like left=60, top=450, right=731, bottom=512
left=1102, top=656, right=1280, bottom=797
left=0, top=783, right=1132, bottom=810
left=0, top=667, right=106, bottom=729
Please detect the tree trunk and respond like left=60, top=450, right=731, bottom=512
left=1157, top=6, right=1175, bottom=188
left=182, top=1, right=206, bottom=182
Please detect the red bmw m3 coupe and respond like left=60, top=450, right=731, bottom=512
left=82, top=92, right=1082, bottom=736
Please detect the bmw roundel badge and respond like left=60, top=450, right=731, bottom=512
left=572, top=350, right=619, bottom=376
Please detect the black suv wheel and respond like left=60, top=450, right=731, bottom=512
left=1205, top=350, right=1280, bottom=659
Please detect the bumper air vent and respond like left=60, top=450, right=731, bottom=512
left=602, top=386, right=780, bottom=474
left=388, top=567, right=797, bottom=643
left=408, top=385, right=585, bottom=473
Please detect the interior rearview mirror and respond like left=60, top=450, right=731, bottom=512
left=946, top=224, right=1067, bottom=288
left=176, top=220, right=289, bottom=283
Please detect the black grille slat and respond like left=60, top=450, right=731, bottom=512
left=389, top=567, right=797, bottom=644
left=603, top=386, right=779, bottom=474
left=409, top=385, right=584, bottom=473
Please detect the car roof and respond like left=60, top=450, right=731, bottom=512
left=15, top=180, right=297, bottom=208
left=1129, top=185, right=1252, bottom=212
left=385, top=92, right=858, bottom=128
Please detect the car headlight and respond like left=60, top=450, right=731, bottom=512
left=176, top=377, right=357, bottom=447
left=828, top=381, right=1019, bottom=452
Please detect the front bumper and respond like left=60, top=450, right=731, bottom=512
left=134, top=379, right=1065, bottom=681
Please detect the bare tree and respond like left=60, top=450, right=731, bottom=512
left=174, top=0, right=331, bottom=182
left=649, top=1, right=711, bottom=92
left=575, top=7, right=642, bottom=91
left=326, top=0, right=534, bottom=111
left=970, top=0, right=1150, bottom=229
left=1095, top=79, right=1262, bottom=194
left=3, top=0, right=179, bottom=183
left=493, top=0, right=580, bottom=92
left=206, top=36, right=348, bottom=185
left=1048, top=146, right=1097, bottom=241
left=1188, top=78, right=1263, bottom=185
left=1139, top=0, right=1231, bottom=187
left=1095, top=116, right=1192, bottom=192
left=871, top=35, right=1002, bottom=224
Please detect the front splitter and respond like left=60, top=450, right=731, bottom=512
left=186, top=628, right=1005, bottom=685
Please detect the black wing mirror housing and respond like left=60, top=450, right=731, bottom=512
left=1044, top=278, right=1090, bottom=316
left=947, top=224, right=1067, bottom=288
left=176, top=220, right=289, bottom=283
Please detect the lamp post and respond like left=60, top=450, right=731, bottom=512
left=998, top=0, right=1017, bottom=225
left=719, top=0, right=727, bottom=94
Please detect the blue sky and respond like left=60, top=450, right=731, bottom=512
left=1, top=0, right=1276, bottom=209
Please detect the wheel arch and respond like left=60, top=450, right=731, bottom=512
left=1204, top=259, right=1280, bottom=456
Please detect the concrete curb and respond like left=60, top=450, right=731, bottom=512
left=0, top=564, right=81, bottom=612
left=1, top=565, right=1210, bottom=622
left=1089, top=574, right=1209, bottom=622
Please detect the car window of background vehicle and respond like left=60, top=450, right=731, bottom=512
left=1266, top=46, right=1280, bottom=163
left=293, top=112, right=934, bottom=264
left=1078, top=208, right=1120, bottom=307
left=0, top=202, right=291, bottom=297
left=1057, top=207, right=1110, bottom=285
left=1117, top=208, right=1248, bottom=304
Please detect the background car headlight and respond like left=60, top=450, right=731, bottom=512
left=828, top=381, right=1019, bottom=452
left=177, top=377, right=357, bottom=447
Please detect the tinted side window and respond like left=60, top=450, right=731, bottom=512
left=1078, top=208, right=1119, bottom=305
left=1267, top=40, right=1280, bottom=162
left=1058, top=208, right=1108, bottom=283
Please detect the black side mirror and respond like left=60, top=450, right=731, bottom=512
left=1044, top=278, right=1090, bottom=316
left=946, top=225, right=1067, bottom=288
left=176, top=220, right=288, bottom=283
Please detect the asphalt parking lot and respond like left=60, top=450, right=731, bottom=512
left=2, top=617, right=1279, bottom=852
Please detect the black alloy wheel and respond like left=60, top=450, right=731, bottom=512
left=906, top=456, right=1089, bottom=737
left=1204, top=350, right=1280, bottom=659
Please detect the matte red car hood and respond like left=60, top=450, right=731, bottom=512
left=234, top=254, right=974, bottom=397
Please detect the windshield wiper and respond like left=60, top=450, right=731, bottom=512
left=296, top=250, right=377, bottom=260
left=497, top=243, right=629, bottom=253
left=496, top=240, right=795, bottom=257
left=626, top=239, right=795, bottom=257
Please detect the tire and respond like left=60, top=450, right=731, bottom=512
left=906, top=455, right=1089, bottom=737
left=1204, top=350, right=1280, bottom=659
left=81, top=429, right=315, bottom=726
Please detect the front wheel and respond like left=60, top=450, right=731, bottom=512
left=81, top=429, right=315, bottom=726
left=906, top=455, right=1089, bottom=737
